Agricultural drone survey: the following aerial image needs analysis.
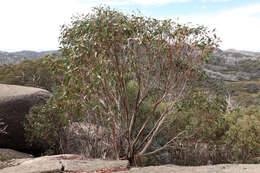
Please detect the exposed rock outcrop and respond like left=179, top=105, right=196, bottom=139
left=0, top=84, right=51, bottom=152
left=0, top=148, right=33, bottom=169
left=0, top=154, right=129, bottom=173
left=0, top=148, right=33, bottom=161
left=1, top=154, right=260, bottom=173
left=121, top=164, right=260, bottom=173
left=204, top=49, right=260, bottom=81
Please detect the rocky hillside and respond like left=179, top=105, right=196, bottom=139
left=0, top=50, right=59, bottom=65
left=206, top=49, right=260, bottom=82
left=203, top=49, right=260, bottom=107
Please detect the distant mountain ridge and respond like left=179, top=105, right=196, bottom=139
left=212, top=49, right=260, bottom=65
left=205, top=49, right=260, bottom=82
left=0, top=50, right=60, bottom=65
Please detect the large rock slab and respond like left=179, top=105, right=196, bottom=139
left=0, top=148, right=33, bottom=169
left=121, top=164, right=260, bottom=173
left=0, top=148, right=33, bottom=161
left=2, top=154, right=260, bottom=173
left=0, top=84, right=51, bottom=151
left=0, top=154, right=129, bottom=173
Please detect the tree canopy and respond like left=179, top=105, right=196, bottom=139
left=26, top=6, right=219, bottom=165
left=59, top=6, right=218, bottom=164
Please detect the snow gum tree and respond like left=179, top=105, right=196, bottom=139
left=57, top=6, right=219, bottom=165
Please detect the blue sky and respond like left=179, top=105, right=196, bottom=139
left=0, top=0, right=259, bottom=52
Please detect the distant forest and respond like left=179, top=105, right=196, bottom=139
left=0, top=50, right=60, bottom=65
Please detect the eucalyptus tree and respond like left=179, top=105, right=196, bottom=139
left=56, top=6, right=218, bottom=165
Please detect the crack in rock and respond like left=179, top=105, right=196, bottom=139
left=60, top=160, right=65, bottom=172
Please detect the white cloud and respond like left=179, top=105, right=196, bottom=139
left=81, top=0, right=130, bottom=6
left=0, top=0, right=192, bottom=51
left=178, top=3, right=260, bottom=52
left=0, top=0, right=259, bottom=52
left=76, top=0, right=190, bottom=7
left=81, top=0, right=191, bottom=6
left=201, top=0, right=231, bottom=2
left=129, top=0, right=191, bottom=5
left=0, top=0, right=92, bottom=51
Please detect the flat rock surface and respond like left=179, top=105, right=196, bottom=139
left=0, top=154, right=129, bottom=173
left=0, top=148, right=33, bottom=161
left=2, top=154, right=260, bottom=173
left=121, top=164, right=260, bottom=173
left=0, top=84, right=49, bottom=99
left=63, top=159, right=129, bottom=172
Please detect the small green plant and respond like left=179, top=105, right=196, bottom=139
left=25, top=87, right=87, bottom=151
left=224, top=106, right=260, bottom=162
left=25, top=98, right=68, bottom=152
left=180, top=91, right=227, bottom=140
left=163, top=90, right=228, bottom=165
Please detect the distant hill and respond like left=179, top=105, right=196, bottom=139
left=0, top=50, right=60, bottom=65
left=204, top=49, right=260, bottom=107
left=205, top=49, right=260, bottom=82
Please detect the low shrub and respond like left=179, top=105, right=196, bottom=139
left=24, top=91, right=113, bottom=158
left=166, top=94, right=260, bottom=165
left=172, top=90, right=227, bottom=141
left=224, top=106, right=260, bottom=162
left=24, top=97, right=69, bottom=153
left=162, top=90, right=229, bottom=165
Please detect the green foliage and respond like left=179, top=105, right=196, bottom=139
left=24, top=92, right=85, bottom=153
left=224, top=106, right=260, bottom=162
left=164, top=91, right=228, bottom=164
left=25, top=98, right=67, bottom=151
left=25, top=6, right=218, bottom=165
left=167, top=91, right=260, bottom=165
left=173, top=90, right=227, bottom=141
left=0, top=56, right=60, bottom=91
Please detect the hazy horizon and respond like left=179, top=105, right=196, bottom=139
left=1, top=48, right=260, bottom=54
